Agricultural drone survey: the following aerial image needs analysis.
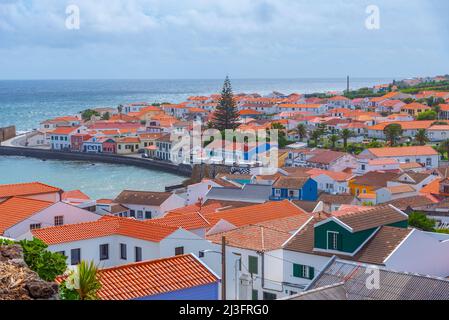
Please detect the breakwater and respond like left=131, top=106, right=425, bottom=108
left=0, top=146, right=192, bottom=177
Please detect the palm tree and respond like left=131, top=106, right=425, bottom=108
left=441, top=139, right=449, bottom=160
left=383, top=123, right=403, bottom=146
left=341, top=129, right=353, bottom=150
left=414, top=129, right=429, bottom=146
left=77, top=260, right=101, bottom=300
left=296, top=124, right=307, bottom=141
left=329, top=134, right=339, bottom=150
left=310, top=130, right=322, bottom=146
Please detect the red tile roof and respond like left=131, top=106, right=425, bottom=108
left=32, top=216, right=177, bottom=245
left=97, top=254, right=219, bottom=300
left=367, top=146, right=438, bottom=157
left=50, top=126, right=80, bottom=135
left=165, top=203, right=223, bottom=216
left=204, top=200, right=307, bottom=227
left=0, top=182, right=61, bottom=198
left=61, top=190, right=91, bottom=201
left=0, top=197, right=53, bottom=235
left=207, top=224, right=293, bottom=252
left=147, top=212, right=211, bottom=230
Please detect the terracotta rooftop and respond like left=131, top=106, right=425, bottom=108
left=61, top=190, right=91, bottom=201
left=384, top=195, right=437, bottom=210
left=49, top=126, right=80, bottom=135
left=114, top=190, right=173, bottom=206
left=351, top=171, right=400, bottom=188
left=32, top=216, right=177, bottom=245
left=0, top=182, right=61, bottom=199
left=306, top=169, right=354, bottom=181
left=307, top=150, right=348, bottom=165
left=203, top=200, right=308, bottom=228
left=147, top=211, right=211, bottom=230
left=97, top=254, right=219, bottom=300
left=0, top=197, right=54, bottom=235
left=207, top=224, right=294, bottom=252
left=335, top=205, right=408, bottom=232
left=273, top=176, right=309, bottom=189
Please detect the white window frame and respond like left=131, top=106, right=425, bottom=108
left=327, top=231, right=339, bottom=251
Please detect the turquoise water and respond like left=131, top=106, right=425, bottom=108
left=0, top=156, right=185, bottom=199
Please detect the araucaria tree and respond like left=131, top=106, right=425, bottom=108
left=212, top=76, right=240, bottom=131
left=383, top=123, right=403, bottom=146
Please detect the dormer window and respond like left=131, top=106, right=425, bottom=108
left=327, top=231, right=342, bottom=251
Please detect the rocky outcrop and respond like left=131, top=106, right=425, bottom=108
left=0, top=245, right=59, bottom=300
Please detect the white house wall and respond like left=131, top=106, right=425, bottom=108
left=4, top=202, right=100, bottom=239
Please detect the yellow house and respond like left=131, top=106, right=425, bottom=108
left=116, top=137, right=141, bottom=154
left=348, top=171, right=399, bottom=196
left=277, top=150, right=289, bottom=168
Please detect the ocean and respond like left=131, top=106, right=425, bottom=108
left=0, top=78, right=392, bottom=131
left=0, top=78, right=390, bottom=198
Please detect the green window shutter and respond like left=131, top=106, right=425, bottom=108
left=248, top=256, right=258, bottom=275
left=327, top=232, right=334, bottom=250
left=252, top=289, right=258, bottom=300
left=337, top=234, right=343, bottom=251
left=293, top=264, right=304, bottom=278
left=309, top=267, right=315, bottom=280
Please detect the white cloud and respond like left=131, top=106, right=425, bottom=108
left=0, top=0, right=448, bottom=78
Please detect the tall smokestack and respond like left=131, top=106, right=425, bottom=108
left=347, top=75, right=350, bottom=93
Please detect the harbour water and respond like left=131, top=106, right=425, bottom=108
left=0, top=78, right=390, bottom=197
left=0, top=156, right=185, bottom=199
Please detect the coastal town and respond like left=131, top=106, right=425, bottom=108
left=2, top=74, right=449, bottom=301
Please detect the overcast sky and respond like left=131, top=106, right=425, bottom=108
left=0, top=0, right=448, bottom=79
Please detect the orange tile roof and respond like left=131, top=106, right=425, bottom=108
left=97, top=254, right=218, bottom=300
left=42, top=116, right=80, bottom=123
left=278, top=104, right=323, bottom=109
left=428, top=125, right=449, bottom=131
left=32, top=216, right=177, bottom=245
left=419, top=178, right=441, bottom=196
left=61, top=190, right=90, bottom=201
left=401, top=102, right=431, bottom=110
left=239, top=109, right=263, bottom=115
left=368, top=121, right=435, bottom=131
left=165, top=203, right=223, bottom=216
left=0, top=182, right=61, bottom=198
left=96, top=198, right=114, bottom=204
left=306, top=168, right=354, bottom=181
left=50, top=126, right=80, bottom=135
left=117, top=137, right=140, bottom=143
left=0, top=197, right=53, bottom=235
left=204, top=200, right=307, bottom=227
left=367, top=146, right=438, bottom=157
left=207, top=224, right=293, bottom=252
left=147, top=212, right=211, bottom=230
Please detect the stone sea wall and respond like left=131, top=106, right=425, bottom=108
left=0, top=146, right=193, bottom=177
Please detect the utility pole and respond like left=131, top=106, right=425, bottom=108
left=221, top=236, right=226, bottom=300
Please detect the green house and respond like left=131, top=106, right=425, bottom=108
left=312, top=207, right=409, bottom=256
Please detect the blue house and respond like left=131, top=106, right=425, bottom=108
left=271, top=176, right=318, bottom=201
left=98, top=254, right=220, bottom=300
